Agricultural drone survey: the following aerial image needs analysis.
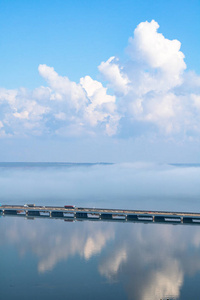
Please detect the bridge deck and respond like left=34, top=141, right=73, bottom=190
left=1, top=205, right=200, bottom=225
left=1, top=204, right=200, bottom=216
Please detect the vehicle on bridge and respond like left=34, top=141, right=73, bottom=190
left=24, top=204, right=35, bottom=207
left=64, top=205, right=76, bottom=209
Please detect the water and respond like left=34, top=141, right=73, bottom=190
left=0, top=162, right=200, bottom=299
left=0, top=162, right=200, bottom=211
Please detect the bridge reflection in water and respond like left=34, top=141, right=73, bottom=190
left=1, top=205, right=200, bottom=225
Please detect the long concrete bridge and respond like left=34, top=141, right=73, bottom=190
left=1, top=204, right=200, bottom=225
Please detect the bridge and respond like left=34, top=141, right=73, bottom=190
left=1, top=205, right=200, bottom=225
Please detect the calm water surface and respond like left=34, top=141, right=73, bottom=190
left=0, top=162, right=200, bottom=300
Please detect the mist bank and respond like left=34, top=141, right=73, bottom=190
left=0, top=162, right=199, bottom=212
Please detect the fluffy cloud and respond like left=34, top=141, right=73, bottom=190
left=80, top=75, right=120, bottom=135
left=121, top=20, right=199, bottom=136
left=0, top=67, right=120, bottom=136
left=0, top=87, right=50, bottom=136
left=98, top=56, right=130, bottom=95
left=0, top=20, right=200, bottom=139
left=38, top=64, right=87, bottom=111
left=127, top=20, right=186, bottom=89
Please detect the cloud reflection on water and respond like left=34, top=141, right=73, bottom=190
left=1, top=217, right=200, bottom=299
left=99, top=224, right=185, bottom=299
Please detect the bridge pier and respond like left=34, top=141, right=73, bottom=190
left=4, top=210, right=18, bottom=215
left=154, top=216, right=165, bottom=222
left=183, top=217, right=193, bottom=223
left=76, top=212, right=88, bottom=218
left=51, top=211, right=64, bottom=218
left=27, top=211, right=40, bottom=216
left=101, top=213, right=113, bottom=219
left=127, top=215, right=138, bottom=221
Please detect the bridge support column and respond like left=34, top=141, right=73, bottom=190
left=154, top=216, right=165, bottom=222
left=51, top=211, right=64, bottom=218
left=127, top=215, right=138, bottom=221
left=4, top=210, right=17, bottom=215
left=27, top=211, right=40, bottom=216
left=183, top=217, right=193, bottom=223
left=76, top=212, right=88, bottom=218
left=101, top=214, right=112, bottom=219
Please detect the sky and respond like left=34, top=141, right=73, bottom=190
left=0, top=0, right=200, bottom=163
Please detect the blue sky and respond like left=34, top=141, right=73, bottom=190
left=0, top=0, right=200, bottom=162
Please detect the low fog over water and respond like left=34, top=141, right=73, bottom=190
left=1, top=163, right=200, bottom=300
left=0, top=162, right=200, bottom=212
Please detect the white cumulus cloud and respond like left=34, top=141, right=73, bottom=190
left=0, top=20, right=200, bottom=140
left=127, top=20, right=186, bottom=89
left=80, top=75, right=120, bottom=135
left=98, top=56, right=130, bottom=95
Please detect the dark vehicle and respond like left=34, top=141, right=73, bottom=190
left=64, top=205, right=76, bottom=209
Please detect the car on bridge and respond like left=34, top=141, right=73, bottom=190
left=64, top=205, right=76, bottom=209
left=24, top=204, right=35, bottom=207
